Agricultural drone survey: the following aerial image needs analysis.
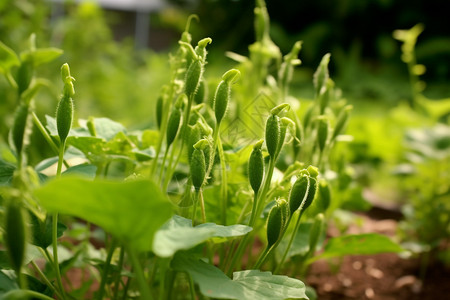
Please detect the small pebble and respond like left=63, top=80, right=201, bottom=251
left=352, top=260, right=362, bottom=270
left=365, top=287, right=375, bottom=299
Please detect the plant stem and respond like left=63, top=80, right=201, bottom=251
left=275, top=210, right=304, bottom=274
left=97, top=238, right=117, bottom=300
left=187, top=272, right=196, bottom=300
left=253, top=246, right=270, bottom=269
left=127, top=248, right=153, bottom=300
left=113, top=246, right=125, bottom=299
left=30, top=260, right=63, bottom=299
left=197, top=189, right=206, bottom=223
left=216, top=136, right=228, bottom=225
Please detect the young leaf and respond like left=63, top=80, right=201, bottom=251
left=34, top=177, right=173, bottom=252
left=0, top=41, right=20, bottom=74
left=153, top=215, right=252, bottom=257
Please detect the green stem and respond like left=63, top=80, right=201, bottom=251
left=162, top=142, right=178, bottom=192
left=253, top=246, right=270, bottom=270
left=127, top=248, right=153, bottom=300
left=30, top=260, right=63, bottom=299
left=187, top=272, right=196, bottom=300
left=275, top=210, right=304, bottom=274
left=227, top=157, right=276, bottom=275
left=197, top=189, right=206, bottom=223
left=97, top=238, right=117, bottom=300
left=32, top=112, right=69, bottom=168
left=159, top=146, right=169, bottom=185
left=216, top=136, right=228, bottom=225
left=112, top=246, right=125, bottom=300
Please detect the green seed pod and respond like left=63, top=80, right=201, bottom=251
left=270, top=103, right=290, bottom=116
left=187, top=124, right=201, bottom=160
left=194, top=37, right=212, bottom=62
left=265, top=114, right=280, bottom=158
left=213, top=69, right=240, bottom=125
left=156, top=95, right=164, bottom=129
left=5, top=200, right=27, bottom=275
left=302, top=176, right=318, bottom=212
left=10, top=103, right=31, bottom=161
left=166, top=107, right=182, bottom=147
left=331, top=105, right=352, bottom=142
left=313, top=53, right=331, bottom=97
left=316, top=116, right=329, bottom=153
left=318, top=79, right=334, bottom=114
left=248, top=139, right=264, bottom=194
left=288, top=174, right=310, bottom=215
left=308, top=213, right=324, bottom=254
left=185, top=59, right=203, bottom=97
left=266, top=201, right=283, bottom=248
left=190, top=140, right=208, bottom=191
left=56, top=63, right=75, bottom=144
left=213, top=80, right=229, bottom=125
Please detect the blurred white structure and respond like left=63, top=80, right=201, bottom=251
left=49, top=0, right=166, bottom=48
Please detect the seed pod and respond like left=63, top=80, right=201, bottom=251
left=248, top=139, right=264, bottom=194
left=166, top=107, right=182, bottom=147
left=308, top=213, right=324, bottom=254
left=302, top=104, right=315, bottom=130
left=314, top=179, right=331, bottom=214
left=313, top=53, right=331, bottom=97
left=185, top=59, right=203, bottom=98
left=275, top=117, right=296, bottom=158
left=5, top=199, right=27, bottom=275
left=190, top=140, right=208, bottom=191
left=318, top=79, right=334, bottom=114
left=213, top=69, right=240, bottom=125
left=266, top=200, right=283, bottom=248
left=265, top=114, right=280, bottom=158
left=87, top=117, right=97, bottom=137
left=56, top=63, right=75, bottom=144
left=10, top=103, right=31, bottom=161
left=288, top=174, right=310, bottom=215
left=270, top=103, right=290, bottom=116
left=302, top=176, right=318, bottom=212
left=331, top=105, right=352, bottom=142
left=187, top=124, right=201, bottom=160
left=316, top=116, right=329, bottom=153
left=194, top=37, right=212, bottom=62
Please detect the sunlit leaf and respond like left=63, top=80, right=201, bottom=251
left=34, top=177, right=173, bottom=252
left=153, top=215, right=252, bottom=257
left=172, top=254, right=308, bottom=300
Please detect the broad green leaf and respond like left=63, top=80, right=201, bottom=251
left=277, top=222, right=312, bottom=260
left=172, top=254, right=308, bottom=300
left=0, top=160, right=15, bottom=186
left=153, top=215, right=252, bottom=257
left=311, top=233, right=404, bottom=262
left=20, top=48, right=63, bottom=67
left=0, top=41, right=20, bottom=74
left=34, top=177, right=173, bottom=252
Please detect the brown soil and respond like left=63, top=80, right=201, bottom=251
left=305, top=207, right=450, bottom=300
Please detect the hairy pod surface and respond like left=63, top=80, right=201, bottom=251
left=248, top=140, right=264, bottom=194
left=190, top=147, right=206, bottom=191
left=194, top=79, right=206, bottom=104
left=56, top=94, right=74, bottom=144
left=213, top=80, right=229, bottom=125
left=302, top=176, right=318, bottom=211
left=185, top=59, right=203, bottom=97
left=5, top=200, right=27, bottom=274
left=166, top=107, right=182, bottom=147
left=266, top=202, right=283, bottom=248
left=288, top=174, right=310, bottom=215
left=265, top=114, right=280, bottom=158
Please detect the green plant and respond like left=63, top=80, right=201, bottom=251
left=0, top=1, right=405, bottom=299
